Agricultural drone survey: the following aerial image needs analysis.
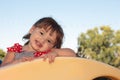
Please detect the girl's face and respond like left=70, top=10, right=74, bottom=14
left=28, top=26, right=57, bottom=52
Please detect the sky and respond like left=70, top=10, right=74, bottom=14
left=0, top=0, right=120, bottom=52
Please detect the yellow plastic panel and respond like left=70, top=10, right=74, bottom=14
left=0, top=57, right=120, bottom=80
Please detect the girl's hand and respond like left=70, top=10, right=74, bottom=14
left=40, top=51, right=58, bottom=63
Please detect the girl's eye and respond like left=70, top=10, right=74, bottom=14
left=47, top=40, right=52, bottom=43
left=40, top=32, right=44, bottom=35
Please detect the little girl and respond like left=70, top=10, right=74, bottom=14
left=1, top=17, right=76, bottom=66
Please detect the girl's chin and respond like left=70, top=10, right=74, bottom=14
left=33, top=47, right=41, bottom=52
left=34, top=48, right=45, bottom=52
left=33, top=45, right=47, bottom=52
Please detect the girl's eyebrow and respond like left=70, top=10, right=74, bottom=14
left=38, top=28, right=47, bottom=33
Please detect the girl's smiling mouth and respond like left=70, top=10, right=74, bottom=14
left=35, top=40, right=43, bottom=48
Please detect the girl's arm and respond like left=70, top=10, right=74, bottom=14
left=40, top=48, right=76, bottom=63
left=52, top=48, right=76, bottom=57
left=1, top=52, right=15, bottom=67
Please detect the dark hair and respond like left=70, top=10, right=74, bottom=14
left=22, top=17, right=64, bottom=48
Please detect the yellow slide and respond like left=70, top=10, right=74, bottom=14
left=0, top=57, right=120, bottom=80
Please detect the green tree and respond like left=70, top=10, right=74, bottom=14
left=0, top=49, right=6, bottom=61
left=77, top=26, right=120, bottom=69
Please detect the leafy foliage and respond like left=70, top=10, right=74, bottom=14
left=0, top=49, right=6, bottom=61
left=77, top=26, right=120, bottom=69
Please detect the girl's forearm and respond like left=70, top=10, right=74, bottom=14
left=52, top=48, right=76, bottom=57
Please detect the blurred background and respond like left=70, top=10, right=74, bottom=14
left=0, top=0, right=120, bottom=68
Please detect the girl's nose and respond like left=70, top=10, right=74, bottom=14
left=40, top=37, right=46, bottom=44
